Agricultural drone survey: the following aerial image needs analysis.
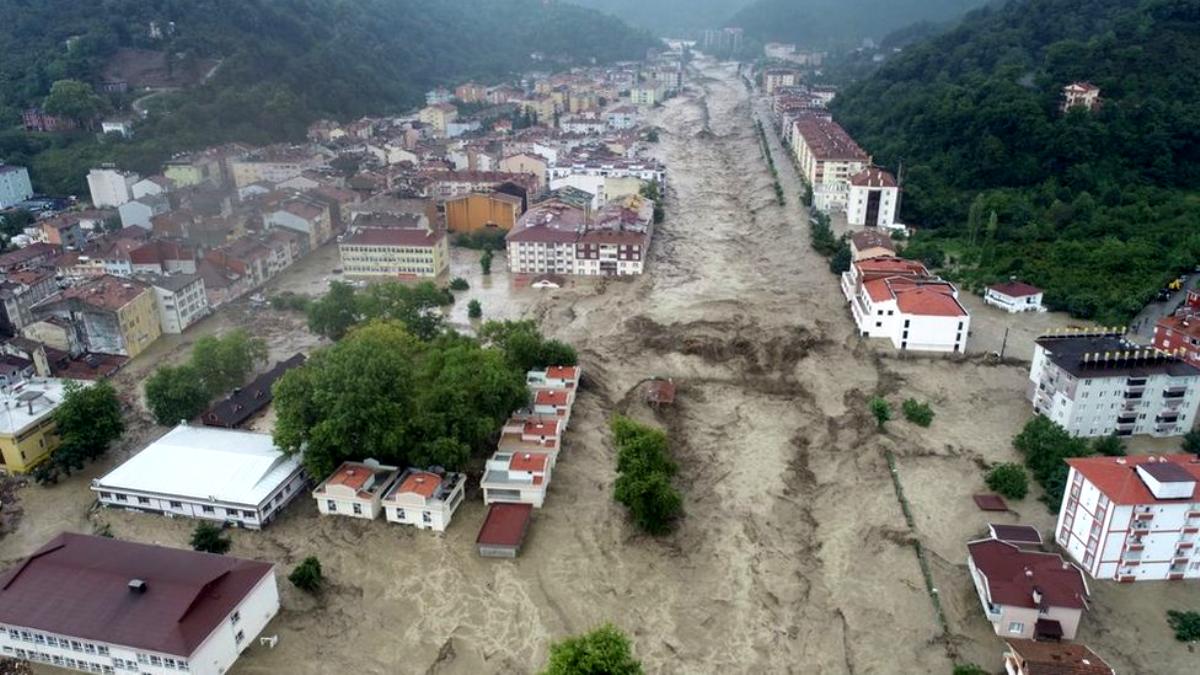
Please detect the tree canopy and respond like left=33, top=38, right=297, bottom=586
left=306, top=281, right=452, bottom=341
left=479, top=320, right=579, bottom=374
left=144, top=329, right=266, bottom=425
left=541, top=624, right=644, bottom=675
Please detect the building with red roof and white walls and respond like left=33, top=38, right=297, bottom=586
left=381, top=468, right=466, bottom=532
left=840, top=257, right=970, bottom=352
left=967, top=538, right=1090, bottom=641
left=847, top=166, right=900, bottom=230
left=1055, top=454, right=1200, bottom=581
left=985, top=281, right=1046, bottom=313
left=480, top=450, right=552, bottom=508
left=311, top=460, right=400, bottom=520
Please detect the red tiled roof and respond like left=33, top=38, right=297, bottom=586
left=990, top=281, right=1042, bottom=298
left=324, top=463, right=375, bottom=491
left=476, top=503, right=533, bottom=548
left=534, top=389, right=570, bottom=406
left=1005, top=639, right=1114, bottom=675
left=854, top=257, right=929, bottom=278
left=894, top=284, right=967, bottom=317
left=968, top=539, right=1088, bottom=610
left=850, top=230, right=894, bottom=252
left=0, top=533, right=273, bottom=657
left=792, top=116, right=868, bottom=161
left=510, top=452, right=549, bottom=472
left=849, top=166, right=897, bottom=188
left=523, top=420, right=559, bottom=438
left=395, top=471, right=441, bottom=499
left=1066, top=454, right=1200, bottom=505
left=546, top=366, right=579, bottom=380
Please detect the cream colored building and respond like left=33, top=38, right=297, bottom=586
left=338, top=227, right=449, bottom=278
left=313, top=460, right=400, bottom=520
left=791, top=116, right=869, bottom=212
left=382, top=469, right=467, bottom=532
left=499, top=153, right=549, bottom=190
left=419, top=103, right=459, bottom=136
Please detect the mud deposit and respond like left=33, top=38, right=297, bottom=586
left=8, top=57, right=1199, bottom=675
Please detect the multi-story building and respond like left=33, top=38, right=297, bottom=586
left=312, top=460, right=400, bottom=520
left=33, top=275, right=162, bottom=358
left=548, top=157, right=665, bottom=186
left=455, top=82, right=487, bottom=103
left=382, top=468, right=467, bottom=532
left=481, top=450, right=552, bottom=508
left=444, top=192, right=523, bottom=233
left=763, top=69, right=800, bottom=95
left=0, top=532, right=279, bottom=675
left=847, top=166, right=900, bottom=229
left=791, top=116, right=869, bottom=212
left=141, top=273, right=209, bottom=334
left=338, top=225, right=448, bottom=278
left=967, top=538, right=1090, bottom=641
left=0, top=165, right=33, bottom=209
left=1062, top=82, right=1101, bottom=112
left=229, top=146, right=326, bottom=189
left=39, top=215, right=86, bottom=249
left=419, top=103, right=459, bottom=137
left=1055, top=453, right=1200, bottom=582
left=506, top=200, right=587, bottom=276
left=605, top=105, right=638, bottom=130
left=422, top=170, right=538, bottom=203
left=848, top=230, right=895, bottom=262
left=1153, top=290, right=1200, bottom=368
left=92, top=424, right=307, bottom=528
left=629, top=85, right=664, bottom=107
left=264, top=197, right=333, bottom=251
left=86, top=167, right=140, bottom=208
left=1028, top=331, right=1200, bottom=437
left=498, top=153, right=549, bottom=190
left=841, top=257, right=970, bottom=353
left=0, top=378, right=70, bottom=474
left=526, top=365, right=582, bottom=390
left=0, top=268, right=58, bottom=334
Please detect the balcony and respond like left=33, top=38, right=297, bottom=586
left=1123, top=549, right=1143, bottom=560
left=1124, top=391, right=1144, bottom=400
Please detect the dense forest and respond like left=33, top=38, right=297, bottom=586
left=728, top=0, right=989, bottom=47
left=831, top=0, right=1200, bottom=324
left=573, top=0, right=752, bottom=33
left=0, top=0, right=657, bottom=194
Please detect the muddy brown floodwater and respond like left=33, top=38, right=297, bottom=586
left=10, top=57, right=1200, bottom=675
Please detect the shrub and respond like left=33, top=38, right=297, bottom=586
left=902, top=399, right=934, bottom=427
left=480, top=249, right=493, bottom=275
left=986, top=463, right=1029, bottom=500
left=449, top=277, right=470, bottom=291
left=869, top=397, right=891, bottom=429
left=289, top=556, right=324, bottom=593
left=542, top=624, right=643, bottom=675
left=609, top=416, right=682, bottom=535
left=1182, top=429, right=1200, bottom=455
left=1091, top=433, right=1126, bottom=457
left=190, top=522, right=231, bottom=554
left=1168, top=610, right=1200, bottom=642
left=1013, top=415, right=1092, bottom=508
left=467, top=299, right=482, bottom=319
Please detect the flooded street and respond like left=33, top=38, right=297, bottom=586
left=9, top=56, right=1199, bottom=675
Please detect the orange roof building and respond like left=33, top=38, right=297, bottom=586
left=382, top=468, right=467, bottom=532
left=312, top=460, right=400, bottom=520
left=841, top=257, right=969, bottom=353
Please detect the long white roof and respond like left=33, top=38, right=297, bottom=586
left=95, top=424, right=303, bottom=507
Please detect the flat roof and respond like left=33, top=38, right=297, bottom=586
left=0, top=533, right=272, bottom=657
left=476, top=503, right=533, bottom=548
left=1067, top=454, right=1200, bottom=505
left=1036, top=333, right=1200, bottom=379
left=94, top=424, right=303, bottom=507
left=0, top=378, right=72, bottom=435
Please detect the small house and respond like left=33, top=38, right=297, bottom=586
left=985, top=281, right=1045, bottom=313
left=312, top=460, right=400, bottom=520
left=481, top=451, right=551, bottom=508
left=967, top=538, right=1089, bottom=641
left=382, top=468, right=466, bottom=532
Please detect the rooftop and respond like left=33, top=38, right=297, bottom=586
left=1036, top=332, right=1200, bottom=379
left=0, top=378, right=71, bottom=436
left=476, top=503, right=533, bottom=548
left=314, top=460, right=398, bottom=499
left=990, top=281, right=1043, bottom=298
left=342, top=227, right=443, bottom=248
left=60, top=275, right=150, bottom=311
left=849, top=166, right=897, bottom=188
left=202, top=354, right=306, bottom=428
left=0, top=533, right=273, bottom=658
left=968, top=538, right=1088, bottom=611
left=93, top=424, right=303, bottom=507
left=1066, top=454, right=1200, bottom=505
left=793, top=116, right=868, bottom=161
left=849, top=230, right=895, bottom=252
left=988, top=524, right=1043, bottom=546
left=1005, top=639, right=1114, bottom=675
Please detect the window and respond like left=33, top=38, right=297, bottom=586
left=115, top=494, right=127, bottom=502
left=353, top=503, right=363, bottom=515
left=150, top=655, right=162, bottom=666
left=231, top=610, right=241, bottom=625
left=423, top=511, right=432, bottom=523
left=327, top=500, right=337, bottom=512
left=202, top=505, right=215, bottom=514
left=169, top=501, right=182, bottom=509
left=100, top=492, right=112, bottom=499
left=164, top=658, right=176, bottom=668
left=137, top=497, right=150, bottom=505
left=235, top=630, right=245, bottom=644
left=395, top=507, right=405, bottom=520
left=243, top=510, right=255, bottom=518
left=1007, top=622, right=1024, bottom=634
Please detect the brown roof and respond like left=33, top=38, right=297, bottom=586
left=476, top=503, right=533, bottom=549
left=343, top=227, right=443, bottom=248
left=61, top=275, right=149, bottom=311
left=989, top=281, right=1042, bottom=298
left=968, top=539, right=1089, bottom=611
left=394, top=471, right=441, bottom=499
left=0, top=533, right=273, bottom=657
left=973, top=494, right=1009, bottom=511
left=1005, top=640, right=1114, bottom=675
left=201, top=354, right=306, bottom=428
left=792, top=116, right=868, bottom=161
left=849, top=166, right=897, bottom=188
left=850, top=230, right=895, bottom=252
left=988, top=524, right=1043, bottom=545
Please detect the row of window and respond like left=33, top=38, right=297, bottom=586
left=133, top=653, right=190, bottom=670
left=3, top=647, right=114, bottom=674
left=6, top=628, right=109, bottom=656
left=100, top=493, right=260, bottom=520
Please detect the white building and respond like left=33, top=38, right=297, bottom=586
left=984, top=281, right=1045, bottom=313
left=117, top=194, right=170, bottom=229
left=143, top=273, right=209, bottom=334
left=0, top=165, right=34, bottom=209
left=526, top=366, right=581, bottom=390
left=131, top=176, right=173, bottom=201
left=1055, top=454, right=1200, bottom=581
left=763, top=69, right=800, bottom=95
left=382, top=468, right=467, bottom=532
left=87, top=167, right=140, bottom=209
left=497, top=418, right=563, bottom=468
left=481, top=450, right=552, bottom=508
left=605, top=106, right=638, bottom=130
left=791, top=116, right=868, bottom=212
left=0, top=532, right=278, bottom=675
left=92, top=424, right=307, bottom=528
left=841, top=257, right=970, bottom=352
left=548, top=159, right=665, bottom=186
left=847, top=167, right=899, bottom=229
left=312, top=460, right=400, bottom=520
left=1062, top=82, right=1101, bottom=112
left=628, top=85, right=664, bottom=107
left=100, top=118, right=134, bottom=137
left=1029, top=331, right=1200, bottom=437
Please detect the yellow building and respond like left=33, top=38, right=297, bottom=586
left=419, top=104, right=459, bottom=137
left=0, top=379, right=72, bottom=474
left=339, top=227, right=449, bottom=278
left=33, top=276, right=162, bottom=358
left=445, top=192, right=523, bottom=233
left=521, top=97, right=558, bottom=126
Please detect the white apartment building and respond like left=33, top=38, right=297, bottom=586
left=481, top=450, right=552, bottom=508
left=1055, top=454, right=1200, bottom=581
left=548, top=159, right=665, bottom=186
left=629, top=85, right=664, bottom=107
left=312, top=460, right=400, bottom=520
left=0, top=165, right=34, bottom=209
left=92, top=424, right=307, bottom=529
left=847, top=166, right=899, bottom=229
left=841, top=257, right=970, bottom=353
left=0, top=533, right=279, bottom=675
left=382, top=468, right=467, bottom=532
left=143, top=273, right=209, bottom=334
left=763, top=69, right=800, bottom=95
left=791, top=116, right=868, bottom=212
left=1028, top=331, right=1200, bottom=437
left=87, top=167, right=140, bottom=208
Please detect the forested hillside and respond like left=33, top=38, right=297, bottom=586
left=728, top=0, right=988, bottom=46
left=573, top=0, right=752, bottom=33
left=0, top=0, right=656, bottom=194
left=831, top=0, right=1200, bottom=324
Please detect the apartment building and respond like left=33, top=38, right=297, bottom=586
left=0, top=268, right=59, bottom=334
left=1028, top=331, right=1200, bottom=437
left=498, top=153, right=549, bottom=190
left=841, top=257, right=970, bottom=352
left=338, top=226, right=448, bottom=278
left=141, top=273, right=208, bottom=334
left=33, top=276, right=162, bottom=358
left=444, top=192, right=523, bottom=233
left=230, top=146, right=325, bottom=189
left=967, top=538, right=1089, bottom=641
left=0, top=533, right=279, bottom=675
left=0, top=378, right=70, bottom=474
left=312, top=460, right=400, bottom=520
left=1055, top=454, right=1200, bottom=581
left=1153, top=290, right=1200, bottom=368
left=791, top=116, right=869, bottom=212
left=382, top=468, right=467, bottom=532
left=87, top=168, right=140, bottom=208
left=419, top=104, right=459, bottom=137
left=548, top=158, right=665, bottom=186
left=0, top=165, right=33, bottom=209
left=846, top=166, right=899, bottom=229
left=763, top=69, right=800, bottom=95
left=506, top=200, right=587, bottom=276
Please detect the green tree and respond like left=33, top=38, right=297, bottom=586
left=542, top=624, right=643, bottom=675
left=986, top=463, right=1029, bottom=500
left=53, top=380, right=124, bottom=464
left=307, top=281, right=360, bottom=340
left=829, top=241, right=852, bottom=274
left=1167, top=610, right=1200, bottom=642
left=289, top=556, right=324, bottom=593
left=1091, top=433, right=1126, bottom=457
left=191, top=330, right=267, bottom=397
left=410, top=437, right=471, bottom=472
left=1013, top=415, right=1092, bottom=508
left=449, top=277, right=470, bottom=291
left=869, top=397, right=891, bottom=430
left=480, top=248, right=494, bottom=275
left=190, top=522, right=231, bottom=554
left=467, top=299, right=482, bottom=319
left=1182, top=430, right=1200, bottom=455
left=952, top=665, right=989, bottom=675
left=42, top=79, right=105, bottom=124
left=479, top=320, right=578, bottom=373
left=901, top=399, right=934, bottom=427
left=614, top=471, right=683, bottom=535
left=145, top=365, right=211, bottom=425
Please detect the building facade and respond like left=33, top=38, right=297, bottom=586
left=0, top=378, right=69, bottom=474
left=382, top=469, right=467, bottom=532
left=33, top=276, right=162, bottom=358
left=1055, top=454, right=1200, bottom=581
left=967, top=538, right=1089, bottom=641
left=312, top=461, right=400, bottom=520
left=846, top=167, right=899, bottom=229
left=0, top=165, right=34, bottom=209
left=87, top=168, right=140, bottom=209
left=338, top=226, right=448, bottom=278
left=444, top=192, right=523, bottom=233
left=984, top=282, right=1045, bottom=314
left=841, top=257, right=970, bottom=352
left=1153, top=290, right=1200, bottom=368
left=143, top=273, right=209, bottom=334
left=1028, top=331, right=1200, bottom=437
left=791, top=116, right=869, bottom=212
